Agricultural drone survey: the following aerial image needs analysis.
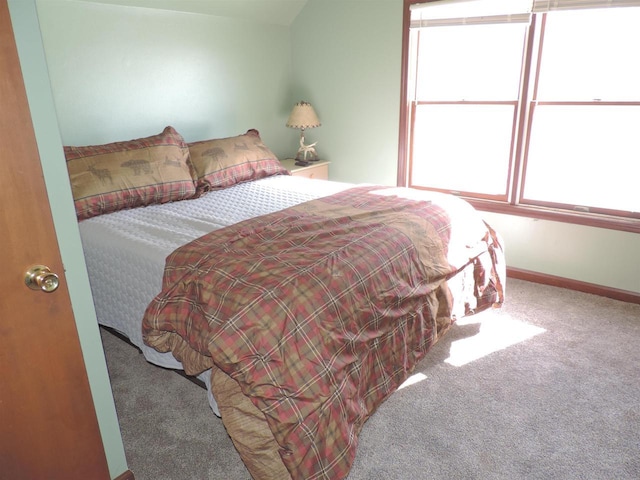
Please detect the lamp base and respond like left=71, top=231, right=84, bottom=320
left=295, top=147, right=319, bottom=162
left=295, top=131, right=319, bottom=162
left=295, top=152, right=319, bottom=162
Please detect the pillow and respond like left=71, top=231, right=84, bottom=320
left=65, top=126, right=197, bottom=220
left=188, top=129, right=289, bottom=193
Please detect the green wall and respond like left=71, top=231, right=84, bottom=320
left=36, top=0, right=295, bottom=156
left=291, top=0, right=403, bottom=185
left=290, top=0, right=640, bottom=294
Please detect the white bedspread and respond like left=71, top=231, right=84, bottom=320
left=80, top=175, right=352, bottom=414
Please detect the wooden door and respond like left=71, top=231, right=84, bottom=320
left=0, top=1, right=111, bottom=478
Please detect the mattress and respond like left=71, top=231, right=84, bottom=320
left=80, top=175, right=353, bottom=414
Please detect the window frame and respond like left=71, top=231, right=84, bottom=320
left=397, top=0, right=640, bottom=234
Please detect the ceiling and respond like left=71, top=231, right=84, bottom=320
left=73, top=0, right=309, bottom=26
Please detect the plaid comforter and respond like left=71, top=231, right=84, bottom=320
left=142, top=185, right=504, bottom=479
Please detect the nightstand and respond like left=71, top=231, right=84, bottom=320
left=280, top=158, right=330, bottom=180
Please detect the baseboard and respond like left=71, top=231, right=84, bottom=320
left=114, top=470, right=135, bottom=480
left=507, top=267, right=640, bottom=305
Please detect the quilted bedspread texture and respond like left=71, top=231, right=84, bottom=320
left=142, top=186, right=504, bottom=479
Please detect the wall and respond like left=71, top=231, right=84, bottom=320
left=36, top=0, right=294, bottom=157
left=483, top=212, right=640, bottom=293
left=8, top=0, right=128, bottom=477
left=290, top=0, right=403, bottom=185
left=291, top=0, right=640, bottom=295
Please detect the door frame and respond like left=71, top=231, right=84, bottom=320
left=8, top=0, right=129, bottom=477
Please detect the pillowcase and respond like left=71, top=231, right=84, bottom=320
left=188, top=129, right=289, bottom=193
left=65, top=126, right=196, bottom=220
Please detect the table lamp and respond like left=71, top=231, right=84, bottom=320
left=286, top=101, right=321, bottom=164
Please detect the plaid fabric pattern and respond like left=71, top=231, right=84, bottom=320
left=63, top=126, right=188, bottom=160
left=65, top=126, right=196, bottom=220
left=201, top=157, right=289, bottom=190
left=142, top=186, right=505, bottom=480
left=188, top=129, right=289, bottom=194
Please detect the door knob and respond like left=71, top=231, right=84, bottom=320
left=25, top=265, right=60, bottom=293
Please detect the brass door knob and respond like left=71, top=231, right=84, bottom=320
left=25, top=265, right=60, bottom=293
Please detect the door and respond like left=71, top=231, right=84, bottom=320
left=0, top=1, right=111, bottom=478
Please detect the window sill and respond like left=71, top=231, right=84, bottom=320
left=466, top=199, right=640, bottom=234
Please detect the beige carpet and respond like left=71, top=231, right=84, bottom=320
left=101, top=279, right=640, bottom=479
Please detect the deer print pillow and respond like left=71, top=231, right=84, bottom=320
left=64, top=126, right=197, bottom=220
left=188, top=129, right=289, bottom=195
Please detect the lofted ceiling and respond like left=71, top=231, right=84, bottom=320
left=73, top=0, right=309, bottom=26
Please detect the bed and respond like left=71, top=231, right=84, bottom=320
left=68, top=126, right=505, bottom=480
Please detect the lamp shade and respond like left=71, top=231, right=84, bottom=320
left=286, top=101, right=321, bottom=130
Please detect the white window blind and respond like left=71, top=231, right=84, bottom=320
left=532, top=0, right=640, bottom=12
left=410, top=0, right=532, bottom=27
left=410, top=0, right=640, bottom=26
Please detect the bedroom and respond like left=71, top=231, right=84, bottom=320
left=23, top=0, right=640, bottom=297
left=3, top=0, right=638, bottom=479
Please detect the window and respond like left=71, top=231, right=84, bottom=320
left=399, top=0, right=640, bottom=232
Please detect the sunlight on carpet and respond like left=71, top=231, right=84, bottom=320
left=445, top=310, right=546, bottom=367
left=398, top=372, right=428, bottom=390
left=398, top=311, right=546, bottom=389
